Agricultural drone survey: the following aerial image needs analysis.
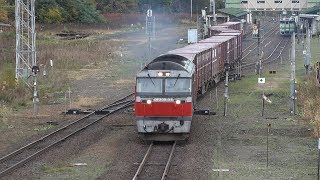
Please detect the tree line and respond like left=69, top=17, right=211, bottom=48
left=0, top=0, right=224, bottom=24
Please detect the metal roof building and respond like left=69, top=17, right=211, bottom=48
left=225, top=0, right=320, bottom=11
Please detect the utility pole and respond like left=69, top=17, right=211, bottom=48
left=210, top=0, right=216, bottom=25
left=146, top=8, right=155, bottom=62
left=224, top=64, right=230, bottom=117
left=257, top=20, right=262, bottom=77
left=190, top=0, right=192, bottom=19
left=304, top=25, right=311, bottom=74
left=255, top=19, right=262, bottom=77
left=15, top=0, right=39, bottom=115
left=290, top=32, right=296, bottom=115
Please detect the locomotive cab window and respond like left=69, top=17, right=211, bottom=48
left=136, top=78, right=162, bottom=94
left=165, top=78, right=191, bottom=95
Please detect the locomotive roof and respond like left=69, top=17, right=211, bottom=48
left=199, top=35, right=235, bottom=43
left=144, top=54, right=194, bottom=73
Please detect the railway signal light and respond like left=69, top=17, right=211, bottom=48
left=32, top=66, right=40, bottom=74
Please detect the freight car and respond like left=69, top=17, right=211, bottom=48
left=134, top=24, right=243, bottom=141
left=220, top=21, right=243, bottom=32
left=209, top=32, right=243, bottom=78
left=199, top=34, right=242, bottom=77
left=208, top=26, right=240, bottom=36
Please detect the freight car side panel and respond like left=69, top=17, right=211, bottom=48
left=213, top=32, right=242, bottom=62
left=200, top=36, right=239, bottom=69
left=196, top=49, right=213, bottom=90
left=211, top=46, right=220, bottom=82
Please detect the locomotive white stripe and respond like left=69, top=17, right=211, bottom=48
left=135, top=96, right=192, bottom=103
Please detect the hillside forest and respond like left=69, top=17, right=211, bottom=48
left=0, top=0, right=225, bottom=24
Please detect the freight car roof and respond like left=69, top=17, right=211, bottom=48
left=220, top=22, right=241, bottom=25
left=214, top=32, right=241, bottom=36
left=209, top=27, right=240, bottom=32
left=210, top=25, right=229, bottom=28
left=199, top=36, right=234, bottom=43
left=168, top=43, right=218, bottom=54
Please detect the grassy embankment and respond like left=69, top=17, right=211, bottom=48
left=296, top=37, right=320, bottom=137
left=0, top=25, right=143, bottom=128
left=209, top=36, right=320, bottom=179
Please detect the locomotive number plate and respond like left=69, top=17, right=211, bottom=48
left=153, top=98, right=174, bottom=102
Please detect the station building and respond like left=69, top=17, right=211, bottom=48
left=226, top=0, right=320, bottom=11
left=224, top=0, right=320, bottom=23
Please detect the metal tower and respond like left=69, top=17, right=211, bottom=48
left=15, top=0, right=36, bottom=84
left=15, top=0, right=39, bottom=112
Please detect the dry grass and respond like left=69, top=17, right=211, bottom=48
left=37, top=37, right=121, bottom=70
left=297, top=74, right=320, bottom=136
left=0, top=104, right=11, bottom=124
left=0, top=27, right=123, bottom=110
left=73, top=97, right=104, bottom=108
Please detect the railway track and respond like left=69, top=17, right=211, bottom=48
left=242, top=23, right=280, bottom=60
left=0, top=94, right=134, bottom=177
left=133, top=141, right=177, bottom=180
left=242, top=36, right=290, bottom=70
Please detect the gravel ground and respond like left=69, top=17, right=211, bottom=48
left=1, top=21, right=318, bottom=180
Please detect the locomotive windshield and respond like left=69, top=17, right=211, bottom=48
left=136, top=77, right=191, bottom=95
left=165, top=78, right=191, bottom=95
left=136, top=78, right=162, bottom=94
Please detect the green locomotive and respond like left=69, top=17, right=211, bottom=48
left=280, top=17, right=296, bottom=36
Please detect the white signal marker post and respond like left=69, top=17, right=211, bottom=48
left=318, top=138, right=320, bottom=180
left=290, top=32, right=296, bottom=115
left=224, top=64, right=231, bottom=116
left=146, top=8, right=155, bottom=63
left=258, top=77, right=266, bottom=116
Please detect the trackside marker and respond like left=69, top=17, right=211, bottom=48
left=258, top=78, right=265, bottom=84
left=212, top=169, right=229, bottom=172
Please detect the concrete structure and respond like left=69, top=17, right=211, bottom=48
left=299, top=5, right=320, bottom=35
left=226, top=0, right=320, bottom=11
left=216, top=8, right=248, bottom=23
left=299, top=14, right=320, bottom=34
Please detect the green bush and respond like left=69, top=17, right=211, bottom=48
left=0, top=63, right=29, bottom=106
left=36, top=0, right=104, bottom=24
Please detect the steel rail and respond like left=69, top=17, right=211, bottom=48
left=0, top=94, right=134, bottom=177
left=161, top=141, right=176, bottom=180
left=0, top=93, right=133, bottom=164
left=242, top=37, right=290, bottom=69
left=242, top=22, right=278, bottom=52
left=132, top=142, right=154, bottom=180
left=242, top=25, right=279, bottom=60
left=132, top=141, right=176, bottom=180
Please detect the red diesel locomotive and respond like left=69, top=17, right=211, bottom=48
left=134, top=23, right=243, bottom=141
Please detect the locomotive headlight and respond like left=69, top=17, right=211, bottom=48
left=142, top=99, right=152, bottom=104
left=158, top=72, right=164, bottom=76
left=165, top=72, right=170, bottom=76
left=175, top=100, right=181, bottom=104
